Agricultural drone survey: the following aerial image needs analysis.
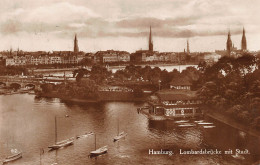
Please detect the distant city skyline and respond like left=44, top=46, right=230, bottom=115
left=0, top=0, right=260, bottom=53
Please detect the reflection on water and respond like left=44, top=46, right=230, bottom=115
left=0, top=94, right=259, bottom=164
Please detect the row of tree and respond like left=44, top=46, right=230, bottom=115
left=196, top=54, right=260, bottom=128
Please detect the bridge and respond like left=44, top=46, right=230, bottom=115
left=0, top=76, right=75, bottom=90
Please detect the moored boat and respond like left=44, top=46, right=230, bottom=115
left=89, top=134, right=108, bottom=157
left=178, top=124, right=195, bottom=127
left=113, top=132, right=127, bottom=142
left=197, top=122, right=213, bottom=125
left=90, top=146, right=108, bottom=156
left=174, top=120, right=189, bottom=123
left=203, top=126, right=216, bottom=128
left=48, top=138, right=74, bottom=150
left=76, top=132, right=94, bottom=139
left=2, top=151, right=22, bottom=164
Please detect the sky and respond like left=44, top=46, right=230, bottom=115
left=0, top=0, right=260, bottom=53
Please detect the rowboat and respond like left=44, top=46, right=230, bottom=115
left=203, top=126, right=216, bottom=128
left=76, top=132, right=94, bottom=139
left=2, top=152, right=22, bottom=164
left=48, top=138, right=74, bottom=150
left=194, top=120, right=204, bottom=123
left=178, top=124, right=195, bottom=127
left=113, top=132, right=127, bottom=142
left=197, top=122, right=213, bottom=125
left=174, top=120, right=189, bottom=123
left=90, top=146, right=108, bottom=156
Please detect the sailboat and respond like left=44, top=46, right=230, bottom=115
left=113, top=117, right=127, bottom=142
left=2, top=151, right=22, bottom=164
left=48, top=116, right=74, bottom=150
left=90, top=134, right=108, bottom=156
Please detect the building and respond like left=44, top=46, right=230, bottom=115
left=95, top=50, right=130, bottom=63
left=143, top=89, right=202, bottom=120
left=170, top=78, right=192, bottom=90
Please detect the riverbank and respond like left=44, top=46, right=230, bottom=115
left=37, top=91, right=149, bottom=103
left=206, top=112, right=260, bottom=138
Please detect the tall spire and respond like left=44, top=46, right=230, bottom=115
left=241, top=27, right=247, bottom=51
left=149, top=26, right=153, bottom=51
left=74, top=34, right=79, bottom=53
left=187, top=39, right=190, bottom=54
left=226, top=30, right=232, bottom=56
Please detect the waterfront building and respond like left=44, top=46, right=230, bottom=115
left=144, top=89, right=202, bottom=120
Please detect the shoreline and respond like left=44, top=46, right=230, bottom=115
left=206, top=112, right=260, bottom=138
left=36, top=92, right=148, bottom=103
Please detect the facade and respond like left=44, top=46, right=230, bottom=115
left=95, top=50, right=130, bottom=63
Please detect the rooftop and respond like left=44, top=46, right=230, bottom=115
left=156, top=89, right=197, bottom=101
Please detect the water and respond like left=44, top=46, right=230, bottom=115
left=0, top=94, right=259, bottom=165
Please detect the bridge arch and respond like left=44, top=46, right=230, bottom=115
left=10, top=83, right=21, bottom=90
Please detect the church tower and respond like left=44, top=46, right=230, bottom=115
left=241, top=27, right=247, bottom=51
left=187, top=39, right=190, bottom=54
left=149, top=26, right=153, bottom=52
left=74, top=34, right=79, bottom=53
left=226, top=30, right=232, bottom=56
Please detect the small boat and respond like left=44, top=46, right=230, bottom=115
left=89, top=134, right=108, bottom=156
left=231, top=153, right=245, bottom=160
left=48, top=116, right=74, bottom=150
left=174, top=120, right=189, bottom=123
left=2, top=151, right=22, bottom=164
left=48, top=138, right=74, bottom=150
left=178, top=124, right=195, bottom=127
left=90, top=146, right=108, bottom=156
left=203, top=126, right=216, bottom=128
left=197, top=122, right=214, bottom=125
left=113, top=117, right=127, bottom=142
left=113, top=132, right=127, bottom=142
left=194, top=120, right=204, bottom=123
left=76, top=132, right=94, bottom=139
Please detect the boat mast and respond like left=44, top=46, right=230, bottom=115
left=117, top=116, right=119, bottom=135
left=55, top=116, right=57, bottom=144
left=94, top=134, right=96, bottom=150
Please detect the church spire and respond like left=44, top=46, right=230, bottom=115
left=74, top=34, right=79, bottom=53
left=226, top=30, right=232, bottom=56
left=187, top=39, right=190, bottom=54
left=149, top=26, right=153, bottom=51
left=241, top=27, right=247, bottom=51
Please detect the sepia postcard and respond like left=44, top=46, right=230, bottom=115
left=0, top=0, right=260, bottom=164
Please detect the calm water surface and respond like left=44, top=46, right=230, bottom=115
left=0, top=94, right=259, bottom=165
